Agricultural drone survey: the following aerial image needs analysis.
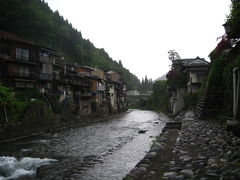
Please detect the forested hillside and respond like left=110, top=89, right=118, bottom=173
left=0, top=0, right=140, bottom=90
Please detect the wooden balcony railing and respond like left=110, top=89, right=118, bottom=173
left=16, top=55, right=39, bottom=63
left=39, top=73, right=53, bottom=81
left=40, top=56, right=53, bottom=63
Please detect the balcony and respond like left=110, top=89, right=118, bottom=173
left=8, top=71, right=30, bottom=78
left=97, top=85, right=105, bottom=91
left=53, top=73, right=61, bottom=80
left=15, top=55, right=39, bottom=64
left=65, top=76, right=91, bottom=88
left=53, top=58, right=65, bottom=67
left=81, top=92, right=92, bottom=97
left=82, top=80, right=92, bottom=88
left=40, top=56, right=53, bottom=63
left=15, top=81, right=35, bottom=88
left=40, top=73, right=53, bottom=81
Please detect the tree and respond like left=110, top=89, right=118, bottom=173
left=168, top=50, right=181, bottom=61
left=118, top=60, right=123, bottom=67
left=226, top=0, right=240, bottom=39
left=148, top=80, right=169, bottom=112
left=139, top=75, right=153, bottom=93
left=0, top=0, right=140, bottom=90
left=0, top=86, right=14, bottom=123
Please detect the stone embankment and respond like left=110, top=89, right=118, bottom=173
left=124, top=111, right=240, bottom=180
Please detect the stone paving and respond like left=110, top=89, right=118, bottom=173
left=124, top=111, right=240, bottom=180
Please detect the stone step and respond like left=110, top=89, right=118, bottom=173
left=163, top=121, right=182, bottom=131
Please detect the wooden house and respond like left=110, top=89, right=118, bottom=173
left=167, top=57, right=210, bottom=115
left=181, top=57, right=210, bottom=93
left=39, top=47, right=54, bottom=93
left=76, top=66, right=95, bottom=77
left=0, top=31, right=39, bottom=90
left=105, top=71, right=126, bottom=112
left=65, top=64, right=92, bottom=115
left=88, top=69, right=107, bottom=113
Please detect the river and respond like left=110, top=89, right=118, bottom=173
left=0, top=109, right=169, bottom=180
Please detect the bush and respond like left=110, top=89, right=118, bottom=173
left=7, top=101, right=29, bottom=124
left=148, top=80, right=170, bottom=112
left=0, top=85, right=14, bottom=105
left=14, top=88, right=41, bottom=102
left=226, top=1, right=240, bottom=39
left=206, top=57, right=228, bottom=88
left=184, top=92, right=199, bottom=110
left=166, top=70, right=187, bottom=88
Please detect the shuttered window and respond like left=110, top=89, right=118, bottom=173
left=16, top=48, right=29, bottom=60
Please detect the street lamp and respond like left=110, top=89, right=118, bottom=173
left=223, top=22, right=231, bottom=35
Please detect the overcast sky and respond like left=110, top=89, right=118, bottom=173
left=45, top=0, right=231, bottom=80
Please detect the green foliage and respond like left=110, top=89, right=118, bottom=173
left=226, top=1, right=240, bottom=39
left=7, top=101, right=29, bottom=123
left=139, top=76, right=153, bottom=93
left=183, top=92, right=199, bottom=110
left=150, top=135, right=161, bottom=148
left=222, top=54, right=240, bottom=114
left=148, top=80, right=170, bottom=112
left=223, top=55, right=240, bottom=91
left=168, top=50, right=181, bottom=61
left=14, top=88, right=42, bottom=102
left=206, top=57, right=228, bottom=88
left=0, top=86, right=48, bottom=124
left=0, top=85, right=14, bottom=106
left=0, top=85, right=30, bottom=124
left=128, top=99, right=148, bottom=110
left=204, top=46, right=240, bottom=119
left=0, top=0, right=140, bottom=90
left=166, top=72, right=187, bottom=88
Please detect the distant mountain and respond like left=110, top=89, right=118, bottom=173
left=155, top=74, right=167, bottom=81
left=0, top=0, right=140, bottom=90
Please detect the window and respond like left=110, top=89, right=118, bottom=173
left=19, top=65, right=29, bottom=77
left=8, top=64, right=29, bottom=77
left=40, top=52, right=49, bottom=57
left=16, top=48, right=29, bottom=60
left=42, top=63, right=52, bottom=74
left=16, top=81, right=34, bottom=88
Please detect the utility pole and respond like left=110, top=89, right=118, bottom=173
left=81, top=38, right=83, bottom=66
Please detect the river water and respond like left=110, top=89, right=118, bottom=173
left=0, top=109, right=169, bottom=180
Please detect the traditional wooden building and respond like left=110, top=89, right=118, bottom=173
left=0, top=31, right=39, bottom=90
left=64, top=64, right=92, bottom=115
left=167, top=57, right=210, bottom=115
left=88, top=69, right=106, bottom=113
left=39, top=47, right=54, bottom=93
left=181, top=57, right=210, bottom=93
left=0, top=31, right=127, bottom=116
left=105, top=71, right=126, bottom=112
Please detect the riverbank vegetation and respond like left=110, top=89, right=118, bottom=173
left=147, top=80, right=170, bottom=113
left=0, top=85, right=53, bottom=126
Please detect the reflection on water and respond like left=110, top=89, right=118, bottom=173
left=0, top=110, right=169, bottom=180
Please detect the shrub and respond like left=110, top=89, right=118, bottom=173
left=14, top=88, right=41, bottom=102
left=184, top=92, right=199, bottom=110
left=206, top=57, right=228, bottom=88
left=7, top=101, right=29, bottom=124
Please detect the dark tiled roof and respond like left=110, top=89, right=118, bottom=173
left=0, top=31, right=37, bottom=46
left=181, top=57, right=210, bottom=67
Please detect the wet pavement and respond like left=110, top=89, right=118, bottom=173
left=0, top=109, right=169, bottom=180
